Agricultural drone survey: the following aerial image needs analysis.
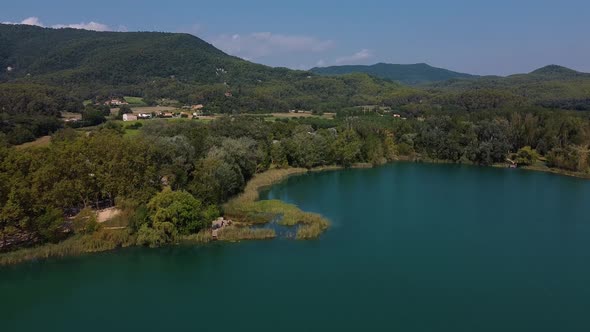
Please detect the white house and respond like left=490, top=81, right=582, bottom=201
left=106, top=99, right=129, bottom=106
left=123, top=114, right=137, bottom=121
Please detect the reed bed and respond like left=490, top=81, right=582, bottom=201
left=179, top=229, right=214, bottom=244
left=218, top=226, right=276, bottom=241
left=0, top=229, right=135, bottom=266
left=224, top=168, right=331, bottom=240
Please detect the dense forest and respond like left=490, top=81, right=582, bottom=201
left=1, top=24, right=589, bottom=256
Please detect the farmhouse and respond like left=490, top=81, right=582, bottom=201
left=123, top=114, right=137, bottom=121
left=105, top=98, right=129, bottom=106
left=137, top=113, right=151, bottom=119
left=159, top=112, right=175, bottom=118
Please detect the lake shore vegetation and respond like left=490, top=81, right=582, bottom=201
left=1, top=108, right=589, bottom=265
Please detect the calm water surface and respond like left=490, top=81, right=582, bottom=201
left=1, top=163, right=590, bottom=331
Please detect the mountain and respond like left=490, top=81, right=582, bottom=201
left=1, top=23, right=588, bottom=116
left=310, top=63, right=476, bottom=85
left=0, top=23, right=303, bottom=87
left=0, top=23, right=412, bottom=114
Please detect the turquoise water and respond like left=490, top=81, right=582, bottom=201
left=1, top=163, right=590, bottom=331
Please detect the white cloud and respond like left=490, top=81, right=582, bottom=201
left=212, top=32, right=334, bottom=60
left=2, top=16, right=115, bottom=32
left=335, top=49, right=373, bottom=65
left=3, top=16, right=43, bottom=26
left=21, top=17, right=43, bottom=26
left=52, top=22, right=111, bottom=32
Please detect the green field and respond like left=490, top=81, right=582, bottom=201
left=124, top=96, right=147, bottom=106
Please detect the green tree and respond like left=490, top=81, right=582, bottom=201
left=36, top=208, right=65, bottom=242
left=332, top=129, right=362, bottom=167
left=147, top=188, right=217, bottom=234
left=515, top=146, right=539, bottom=166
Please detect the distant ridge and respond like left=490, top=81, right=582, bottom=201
left=528, top=65, right=586, bottom=78
left=310, top=63, right=476, bottom=85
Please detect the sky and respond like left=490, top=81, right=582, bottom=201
left=2, top=0, right=590, bottom=75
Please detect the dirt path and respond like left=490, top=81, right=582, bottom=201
left=96, top=207, right=121, bottom=223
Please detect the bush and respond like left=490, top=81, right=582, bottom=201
left=515, top=146, right=539, bottom=166
left=128, top=204, right=150, bottom=232
left=72, top=208, right=100, bottom=234
left=136, top=222, right=178, bottom=248
left=126, top=122, right=143, bottom=130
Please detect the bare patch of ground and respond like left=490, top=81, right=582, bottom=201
left=96, top=207, right=122, bottom=223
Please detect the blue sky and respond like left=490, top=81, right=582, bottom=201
left=2, top=0, right=589, bottom=75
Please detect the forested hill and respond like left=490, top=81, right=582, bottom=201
left=427, top=65, right=590, bottom=111
left=310, top=63, right=476, bottom=85
left=528, top=65, right=589, bottom=78
left=0, top=23, right=302, bottom=86
left=0, top=24, right=414, bottom=112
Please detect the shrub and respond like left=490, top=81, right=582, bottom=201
left=136, top=222, right=178, bottom=248
left=72, top=208, right=100, bottom=234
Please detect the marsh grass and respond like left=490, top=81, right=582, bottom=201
left=0, top=229, right=135, bottom=266
left=180, top=225, right=275, bottom=244
left=180, top=229, right=213, bottom=243
left=224, top=168, right=331, bottom=240
left=218, top=226, right=276, bottom=241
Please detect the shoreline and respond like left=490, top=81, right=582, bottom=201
left=1, top=160, right=587, bottom=266
left=395, top=155, right=590, bottom=180
left=0, top=167, right=336, bottom=266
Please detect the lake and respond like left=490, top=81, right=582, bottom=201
left=1, top=163, right=590, bottom=331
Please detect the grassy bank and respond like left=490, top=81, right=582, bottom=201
left=224, top=168, right=331, bottom=239
left=519, top=165, right=590, bottom=179
left=0, top=229, right=135, bottom=266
